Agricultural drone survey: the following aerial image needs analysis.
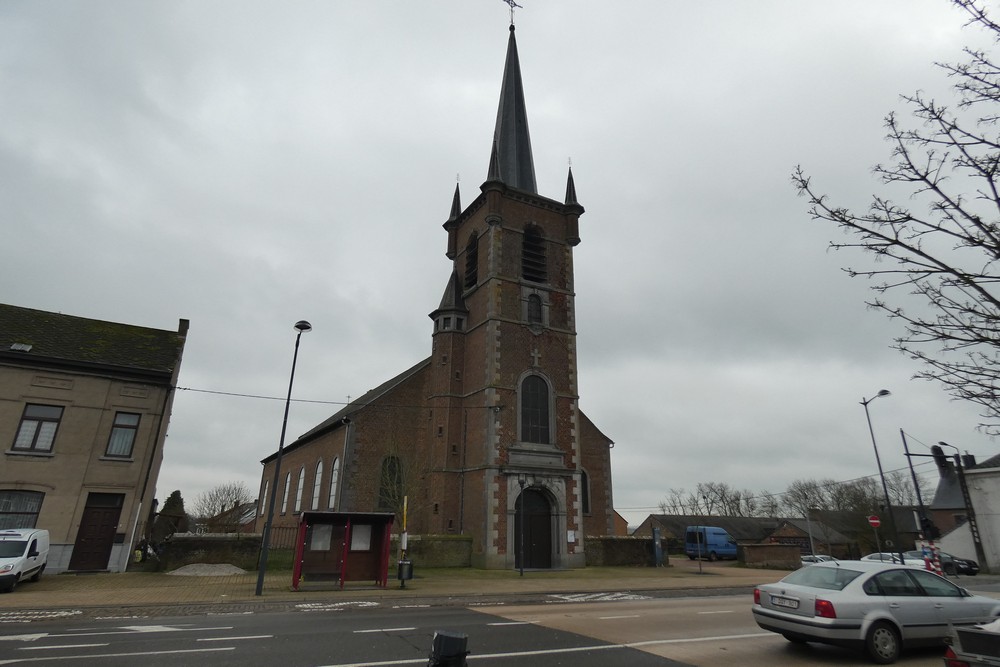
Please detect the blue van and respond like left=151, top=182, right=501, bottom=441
left=684, top=525, right=737, bottom=561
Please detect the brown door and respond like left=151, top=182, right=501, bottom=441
left=69, top=493, right=123, bottom=571
left=514, top=489, right=552, bottom=569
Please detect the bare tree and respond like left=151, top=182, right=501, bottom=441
left=793, top=0, right=1000, bottom=434
left=192, top=481, right=254, bottom=526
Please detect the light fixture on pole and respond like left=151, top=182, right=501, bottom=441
left=255, top=320, right=312, bottom=597
left=517, top=473, right=526, bottom=577
left=861, top=389, right=903, bottom=563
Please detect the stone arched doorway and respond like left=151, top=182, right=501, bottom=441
left=514, top=488, right=552, bottom=569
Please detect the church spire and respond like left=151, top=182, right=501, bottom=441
left=489, top=25, right=536, bottom=193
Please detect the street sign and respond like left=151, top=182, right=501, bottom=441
left=868, top=515, right=881, bottom=528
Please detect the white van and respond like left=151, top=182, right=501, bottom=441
left=0, top=529, right=49, bottom=592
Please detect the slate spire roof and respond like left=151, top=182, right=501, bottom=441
left=489, top=24, right=536, bottom=193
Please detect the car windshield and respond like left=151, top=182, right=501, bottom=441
left=0, top=541, right=26, bottom=558
left=781, top=565, right=863, bottom=591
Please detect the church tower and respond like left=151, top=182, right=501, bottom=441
left=257, top=22, right=613, bottom=572
left=429, top=24, right=592, bottom=569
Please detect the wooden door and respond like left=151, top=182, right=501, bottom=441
left=514, top=489, right=552, bottom=569
left=68, top=494, right=123, bottom=571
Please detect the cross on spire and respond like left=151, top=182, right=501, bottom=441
left=501, top=0, right=522, bottom=25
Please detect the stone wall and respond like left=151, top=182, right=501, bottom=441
left=584, top=536, right=669, bottom=566
left=152, top=533, right=262, bottom=571
left=392, top=534, right=472, bottom=567
left=741, top=543, right=799, bottom=569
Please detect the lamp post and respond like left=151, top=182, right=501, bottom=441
left=517, top=473, right=526, bottom=576
left=861, top=389, right=903, bottom=563
left=255, top=320, right=312, bottom=597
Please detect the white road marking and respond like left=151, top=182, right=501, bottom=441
left=18, top=645, right=107, bottom=651
left=353, top=627, right=416, bottom=634
left=0, top=635, right=48, bottom=643
left=697, top=610, right=734, bottom=615
left=486, top=621, right=536, bottom=626
left=0, top=646, right=234, bottom=665
left=598, top=614, right=640, bottom=620
left=196, top=635, right=272, bottom=642
left=548, top=592, right=652, bottom=602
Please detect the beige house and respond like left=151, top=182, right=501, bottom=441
left=0, top=304, right=187, bottom=573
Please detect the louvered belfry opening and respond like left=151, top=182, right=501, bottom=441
left=521, top=225, right=547, bottom=283
left=464, top=233, right=479, bottom=289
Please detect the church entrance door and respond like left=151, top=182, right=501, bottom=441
left=514, top=489, right=552, bottom=569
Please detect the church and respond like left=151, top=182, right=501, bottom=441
left=257, top=23, right=615, bottom=570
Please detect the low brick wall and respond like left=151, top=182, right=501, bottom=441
left=391, top=534, right=472, bottom=568
left=741, top=543, right=799, bottom=569
left=585, top=536, right=669, bottom=566
left=154, top=533, right=262, bottom=571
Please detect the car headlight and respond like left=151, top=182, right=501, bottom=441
left=0, top=564, right=13, bottom=573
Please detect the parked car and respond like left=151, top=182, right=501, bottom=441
left=752, top=560, right=1000, bottom=664
left=862, top=552, right=905, bottom=564
left=0, top=529, right=49, bottom=593
left=801, top=554, right=837, bottom=564
left=902, top=549, right=979, bottom=576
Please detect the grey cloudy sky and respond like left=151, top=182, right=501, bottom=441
left=2, top=1, right=996, bottom=526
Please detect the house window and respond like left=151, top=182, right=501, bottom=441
left=281, top=472, right=291, bottom=513
left=0, top=490, right=43, bottom=529
left=520, top=375, right=550, bottom=444
left=581, top=471, right=591, bottom=515
left=294, top=467, right=306, bottom=513
left=521, top=225, right=547, bottom=283
left=312, top=459, right=323, bottom=510
left=106, top=412, right=140, bottom=458
left=13, top=404, right=64, bottom=453
left=259, top=480, right=268, bottom=518
left=328, top=457, right=340, bottom=509
left=465, top=233, right=479, bottom=289
left=377, top=456, right=403, bottom=511
left=527, top=294, right=542, bottom=324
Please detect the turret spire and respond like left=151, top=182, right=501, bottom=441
left=489, top=25, right=536, bottom=193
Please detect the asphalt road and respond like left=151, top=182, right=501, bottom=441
left=0, top=603, right=689, bottom=666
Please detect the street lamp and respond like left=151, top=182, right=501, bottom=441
left=861, top=389, right=903, bottom=563
left=517, top=473, right=526, bottom=576
left=255, top=320, right=312, bottom=596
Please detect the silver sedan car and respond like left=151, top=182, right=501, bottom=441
left=752, top=560, right=1000, bottom=664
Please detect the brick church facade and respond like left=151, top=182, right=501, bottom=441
left=257, top=24, right=614, bottom=569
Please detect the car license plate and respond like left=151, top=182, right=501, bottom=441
left=771, top=595, right=799, bottom=610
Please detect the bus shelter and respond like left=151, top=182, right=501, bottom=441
left=292, top=511, right=395, bottom=590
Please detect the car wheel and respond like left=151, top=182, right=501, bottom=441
left=0, top=579, right=15, bottom=594
left=865, top=621, right=900, bottom=664
left=708, top=551, right=718, bottom=562
left=688, top=555, right=695, bottom=560
left=30, top=565, right=44, bottom=583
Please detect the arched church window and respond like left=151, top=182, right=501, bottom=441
left=527, top=294, right=542, bottom=324
left=520, top=375, right=550, bottom=444
left=312, top=459, right=323, bottom=510
left=281, top=472, right=291, bottom=514
left=328, top=457, right=340, bottom=509
left=378, top=456, right=403, bottom=512
left=465, top=233, right=479, bottom=289
left=522, top=225, right=547, bottom=283
left=581, top=470, right=591, bottom=515
left=294, top=466, right=306, bottom=513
